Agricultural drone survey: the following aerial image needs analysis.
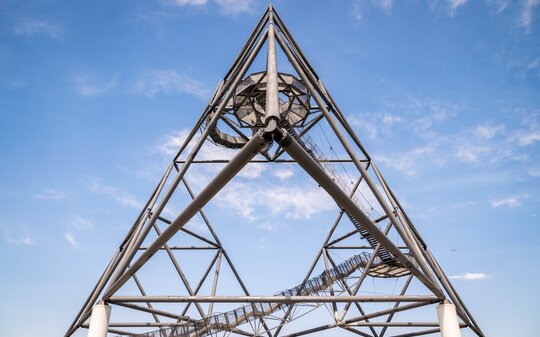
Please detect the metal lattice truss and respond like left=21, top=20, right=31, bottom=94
left=65, top=5, right=484, bottom=337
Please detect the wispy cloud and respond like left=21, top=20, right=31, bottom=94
left=257, top=222, right=285, bottom=232
left=71, top=216, right=95, bottom=230
left=185, top=220, right=210, bottom=235
left=473, top=123, right=505, bottom=139
left=514, top=130, right=540, bottom=146
left=448, top=0, right=469, bottom=16
left=165, top=0, right=255, bottom=15
left=348, top=115, right=378, bottom=140
left=65, top=232, right=78, bottom=249
left=34, top=188, right=66, bottom=200
left=215, top=0, right=256, bottom=15
left=352, top=0, right=393, bottom=22
left=169, top=0, right=208, bottom=6
left=454, top=146, right=489, bottom=164
left=238, top=163, right=266, bottom=179
left=527, top=57, right=540, bottom=71
left=520, top=0, right=540, bottom=29
left=4, top=226, right=34, bottom=245
left=375, top=147, right=433, bottom=176
left=382, top=114, right=402, bottom=124
left=75, top=75, right=118, bottom=97
left=352, top=1, right=364, bottom=21
left=449, top=272, right=491, bottom=280
left=158, top=128, right=237, bottom=161
left=491, top=195, right=527, bottom=208
left=134, top=70, right=209, bottom=99
left=215, top=182, right=335, bottom=222
left=372, top=0, right=393, bottom=13
left=486, top=0, right=509, bottom=14
left=14, top=19, right=62, bottom=38
left=86, top=179, right=141, bottom=209
left=273, top=168, right=294, bottom=180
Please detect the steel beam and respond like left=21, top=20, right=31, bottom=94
left=109, top=295, right=438, bottom=303
left=275, top=31, right=444, bottom=299
left=277, top=130, right=440, bottom=297
left=102, top=130, right=270, bottom=299
left=265, top=12, right=280, bottom=122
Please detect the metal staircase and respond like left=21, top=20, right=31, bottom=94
left=125, top=253, right=378, bottom=337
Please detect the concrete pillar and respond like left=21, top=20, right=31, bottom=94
left=437, top=301, right=462, bottom=337
left=87, top=301, right=111, bottom=337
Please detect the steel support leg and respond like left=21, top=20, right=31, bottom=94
left=87, top=301, right=111, bottom=337
left=437, top=301, right=462, bottom=337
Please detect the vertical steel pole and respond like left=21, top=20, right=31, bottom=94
left=265, top=12, right=281, bottom=123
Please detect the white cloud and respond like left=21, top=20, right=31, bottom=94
left=351, top=0, right=393, bottom=22
left=515, top=130, right=540, bottom=146
left=165, top=0, right=255, bottom=15
left=72, top=216, right=94, bottom=230
left=257, top=222, right=285, bottom=231
left=170, top=0, right=208, bottom=6
left=215, top=0, right=256, bottom=15
left=184, top=220, right=210, bottom=235
left=273, top=168, right=294, bottom=180
left=159, top=129, right=192, bottom=156
left=449, top=0, right=468, bottom=15
left=449, top=272, right=491, bottom=280
left=411, top=100, right=456, bottom=138
left=375, top=147, right=433, bottom=176
left=134, top=70, right=209, bottom=99
left=158, top=128, right=237, bottom=162
left=455, top=145, right=490, bottom=163
left=86, top=179, right=141, bottom=209
left=215, top=181, right=335, bottom=222
left=238, top=163, right=266, bottom=179
left=491, top=195, right=527, bottom=208
left=34, top=188, right=66, bottom=200
left=520, top=0, right=540, bottom=29
left=382, top=114, right=402, bottom=124
left=348, top=115, right=378, bottom=140
left=486, top=0, right=509, bottom=14
left=473, top=124, right=505, bottom=139
left=352, top=1, right=364, bottom=21
left=14, top=19, right=61, bottom=38
left=529, top=167, right=540, bottom=176
left=372, top=0, right=393, bottom=13
left=65, top=232, right=78, bottom=249
left=4, top=226, right=34, bottom=245
left=527, top=57, right=540, bottom=71
left=75, top=75, right=118, bottom=97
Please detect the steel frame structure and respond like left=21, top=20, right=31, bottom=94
left=66, top=5, right=484, bottom=337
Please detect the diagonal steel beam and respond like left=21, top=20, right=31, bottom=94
left=272, top=175, right=364, bottom=337
left=277, top=130, right=442, bottom=298
left=275, top=31, right=444, bottom=298
left=102, top=129, right=270, bottom=299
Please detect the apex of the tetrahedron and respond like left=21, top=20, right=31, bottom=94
left=268, top=3, right=274, bottom=12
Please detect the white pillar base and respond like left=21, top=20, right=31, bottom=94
left=87, top=301, right=111, bottom=337
left=437, top=301, right=462, bottom=337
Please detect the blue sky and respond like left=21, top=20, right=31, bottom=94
left=0, top=0, right=539, bottom=336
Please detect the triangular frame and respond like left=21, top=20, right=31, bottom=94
left=65, top=6, right=484, bottom=337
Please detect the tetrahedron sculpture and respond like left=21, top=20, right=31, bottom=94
left=65, top=5, right=484, bottom=337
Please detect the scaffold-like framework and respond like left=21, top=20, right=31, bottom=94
left=65, top=5, right=484, bottom=337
